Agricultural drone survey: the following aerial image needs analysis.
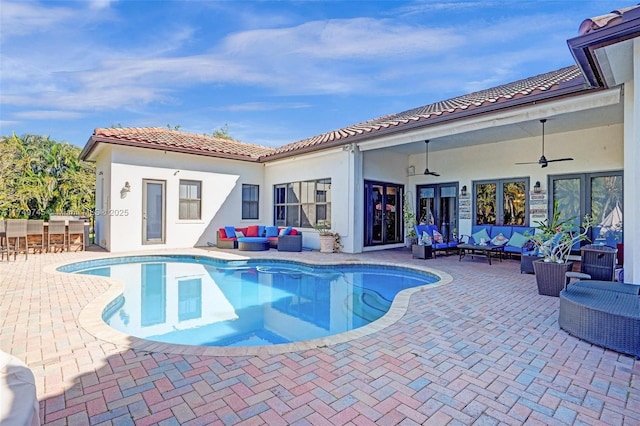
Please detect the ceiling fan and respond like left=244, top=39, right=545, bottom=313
left=423, top=140, right=440, bottom=176
left=516, top=119, right=573, bottom=168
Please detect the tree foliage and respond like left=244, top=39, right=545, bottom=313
left=0, top=133, right=95, bottom=219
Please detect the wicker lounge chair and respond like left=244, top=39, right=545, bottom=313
left=559, top=280, right=640, bottom=358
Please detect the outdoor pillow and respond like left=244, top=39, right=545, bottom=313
left=258, top=225, right=266, bottom=237
left=507, top=231, right=529, bottom=248
left=265, top=226, right=279, bottom=237
left=290, top=228, right=298, bottom=235
left=246, top=225, right=259, bottom=237
left=421, top=231, right=432, bottom=246
left=235, top=231, right=245, bottom=238
left=278, top=228, right=287, bottom=236
left=224, top=226, right=236, bottom=239
left=472, top=228, right=490, bottom=245
left=284, top=226, right=293, bottom=235
left=432, top=230, right=444, bottom=243
left=491, top=233, right=509, bottom=246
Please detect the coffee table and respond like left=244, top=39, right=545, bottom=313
left=458, top=243, right=505, bottom=265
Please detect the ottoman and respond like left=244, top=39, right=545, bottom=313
left=237, top=237, right=270, bottom=251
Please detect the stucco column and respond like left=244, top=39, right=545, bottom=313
left=349, top=145, right=364, bottom=253
left=622, top=38, right=640, bottom=282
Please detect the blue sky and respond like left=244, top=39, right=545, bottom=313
left=0, top=0, right=628, bottom=148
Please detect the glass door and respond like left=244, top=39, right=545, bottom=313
left=364, top=181, right=402, bottom=246
left=550, top=171, right=623, bottom=248
left=417, top=183, right=458, bottom=241
left=142, top=179, right=165, bottom=244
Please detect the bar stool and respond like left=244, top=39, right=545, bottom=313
left=5, top=219, right=28, bottom=260
left=0, top=219, right=6, bottom=261
left=27, top=220, right=45, bottom=254
left=67, top=220, right=85, bottom=252
left=47, top=220, right=66, bottom=253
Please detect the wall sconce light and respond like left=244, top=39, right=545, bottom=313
left=534, top=181, right=541, bottom=193
left=460, top=185, right=468, bottom=196
left=407, top=165, right=415, bottom=176
left=120, top=181, right=131, bottom=199
left=98, top=171, right=103, bottom=175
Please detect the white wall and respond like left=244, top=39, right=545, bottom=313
left=264, top=148, right=354, bottom=251
left=102, top=145, right=264, bottom=252
left=405, top=124, right=624, bottom=238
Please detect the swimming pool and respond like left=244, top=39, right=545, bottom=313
left=60, top=255, right=439, bottom=348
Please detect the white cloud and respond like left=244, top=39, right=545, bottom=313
left=0, top=1, right=587, bottom=127
left=224, top=102, right=311, bottom=112
left=13, top=110, right=85, bottom=120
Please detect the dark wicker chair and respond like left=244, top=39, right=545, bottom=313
left=566, top=244, right=618, bottom=284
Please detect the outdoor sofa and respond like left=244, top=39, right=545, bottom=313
left=559, top=280, right=640, bottom=358
left=216, top=225, right=302, bottom=252
left=461, top=225, right=536, bottom=259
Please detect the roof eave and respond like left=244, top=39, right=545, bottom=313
left=81, top=135, right=262, bottom=163
left=260, top=80, right=592, bottom=162
left=567, top=10, right=640, bottom=88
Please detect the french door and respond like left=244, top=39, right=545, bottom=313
left=417, top=183, right=458, bottom=241
left=142, top=179, right=166, bottom=244
left=550, top=171, right=623, bottom=248
left=364, top=181, right=402, bottom=246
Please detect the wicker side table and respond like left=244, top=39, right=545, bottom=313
left=521, top=255, right=538, bottom=274
left=412, top=244, right=432, bottom=259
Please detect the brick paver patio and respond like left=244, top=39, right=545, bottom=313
left=1, top=246, right=638, bottom=425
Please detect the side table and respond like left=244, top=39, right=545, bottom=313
left=412, top=244, right=432, bottom=259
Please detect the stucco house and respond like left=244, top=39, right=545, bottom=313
left=80, top=5, right=640, bottom=283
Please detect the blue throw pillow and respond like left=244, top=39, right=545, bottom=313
left=258, top=225, right=266, bottom=237
left=265, top=226, right=279, bottom=237
left=283, top=226, right=293, bottom=236
left=224, top=226, right=236, bottom=239
left=507, top=232, right=529, bottom=248
left=472, top=228, right=490, bottom=244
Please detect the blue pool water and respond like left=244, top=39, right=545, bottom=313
left=60, top=256, right=438, bottom=347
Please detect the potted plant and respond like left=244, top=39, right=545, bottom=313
left=315, top=222, right=336, bottom=253
left=403, top=194, right=417, bottom=247
left=530, top=201, right=593, bottom=296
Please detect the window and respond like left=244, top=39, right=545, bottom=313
left=242, top=184, right=259, bottom=220
left=178, top=278, right=202, bottom=321
left=474, top=178, right=528, bottom=225
left=179, top=180, right=201, bottom=220
left=274, top=178, right=331, bottom=227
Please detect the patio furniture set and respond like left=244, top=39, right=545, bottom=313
left=0, top=218, right=87, bottom=261
left=216, top=225, right=302, bottom=252
left=413, top=224, right=536, bottom=266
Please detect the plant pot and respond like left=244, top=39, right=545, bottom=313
left=319, top=235, right=334, bottom=253
left=533, top=260, right=573, bottom=297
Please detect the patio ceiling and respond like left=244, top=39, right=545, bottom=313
left=362, top=89, right=623, bottom=156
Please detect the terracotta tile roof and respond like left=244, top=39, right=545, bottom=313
left=82, top=66, right=587, bottom=163
left=264, top=66, right=585, bottom=159
left=578, top=5, right=640, bottom=35
left=86, top=127, right=275, bottom=161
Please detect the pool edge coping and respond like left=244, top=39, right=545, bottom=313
left=45, top=249, right=454, bottom=356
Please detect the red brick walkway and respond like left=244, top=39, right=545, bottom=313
left=1, top=247, right=638, bottom=425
